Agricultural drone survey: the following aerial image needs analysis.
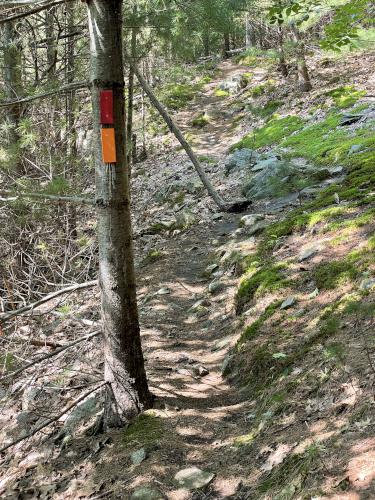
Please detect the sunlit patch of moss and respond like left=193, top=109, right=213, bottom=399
left=141, top=249, right=165, bottom=267
left=191, top=112, right=209, bottom=128
left=159, top=81, right=203, bottom=110
left=214, top=88, right=230, bottom=97
left=249, top=81, right=276, bottom=97
left=123, top=412, right=163, bottom=447
left=234, top=431, right=256, bottom=447
left=236, top=262, right=290, bottom=313
left=325, top=85, right=366, bottom=109
left=231, top=115, right=304, bottom=151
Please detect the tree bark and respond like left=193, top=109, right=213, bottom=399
left=126, top=12, right=137, bottom=173
left=86, top=0, right=152, bottom=428
left=291, top=24, right=312, bottom=92
left=277, top=26, right=288, bottom=77
left=2, top=18, right=23, bottom=173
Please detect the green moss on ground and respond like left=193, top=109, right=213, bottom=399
left=236, top=262, right=290, bottom=313
left=123, top=412, right=163, bottom=447
left=214, top=88, right=230, bottom=97
left=325, top=85, right=366, bottom=108
left=239, top=300, right=282, bottom=344
left=231, top=115, right=304, bottom=151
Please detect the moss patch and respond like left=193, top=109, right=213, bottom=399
left=236, top=262, right=290, bottom=313
left=231, top=116, right=304, bottom=151
left=325, top=85, right=366, bottom=108
left=123, top=412, right=163, bottom=448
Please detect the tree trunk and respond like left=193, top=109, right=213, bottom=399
left=126, top=13, right=137, bottom=173
left=65, top=1, right=78, bottom=240
left=245, top=13, right=252, bottom=49
left=291, top=24, right=312, bottom=92
left=223, top=32, right=230, bottom=58
left=86, top=0, right=152, bottom=428
left=45, top=5, right=57, bottom=79
left=2, top=19, right=23, bottom=173
left=277, top=26, right=288, bottom=77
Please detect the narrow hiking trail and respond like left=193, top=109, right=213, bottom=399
left=90, top=62, right=267, bottom=498
left=174, top=60, right=266, bottom=158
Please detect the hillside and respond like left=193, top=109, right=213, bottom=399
left=1, top=33, right=375, bottom=500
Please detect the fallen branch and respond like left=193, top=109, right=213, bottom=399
left=127, top=54, right=251, bottom=213
left=0, top=381, right=106, bottom=455
left=0, top=280, right=98, bottom=322
left=0, top=0, right=74, bottom=25
left=0, top=330, right=101, bottom=382
left=0, top=190, right=95, bottom=205
left=0, top=81, right=88, bottom=107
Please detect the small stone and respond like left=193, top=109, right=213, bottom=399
left=192, top=365, right=209, bottom=377
left=131, top=448, right=147, bottom=465
left=212, top=213, right=224, bottom=220
left=348, top=144, right=362, bottom=155
left=205, top=263, right=219, bottom=274
left=240, top=214, right=265, bottom=226
left=359, top=278, right=375, bottom=291
left=174, top=466, right=215, bottom=489
left=329, top=166, right=344, bottom=175
left=307, top=288, right=319, bottom=299
left=298, top=246, right=319, bottom=262
left=245, top=221, right=267, bottom=236
left=280, top=296, right=296, bottom=310
left=155, top=287, right=171, bottom=296
left=212, top=336, right=232, bottom=352
left=208, top=280, right=225, bottom=294
left=131, top=486, right=164, bottom=500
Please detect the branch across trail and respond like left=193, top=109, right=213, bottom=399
left=0, top=330, right=101, bottom=382
left=0, top=280, right=98, bottom=322
left=0, top=81, right=88, bottom=108
left=0, top=381, right=106, bottom=454
left=127, top=56, right=251, bottom=213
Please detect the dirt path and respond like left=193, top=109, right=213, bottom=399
left=91, top=213, right=257, bottom=498
left=174, top=61, right=253, bottom=158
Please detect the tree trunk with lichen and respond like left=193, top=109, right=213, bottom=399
left=86, top=0, right=152, bottom=429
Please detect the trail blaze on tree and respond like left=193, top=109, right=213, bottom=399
left=86, top=0, right=152, bottom=428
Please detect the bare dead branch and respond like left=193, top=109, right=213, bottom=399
left=0, top=330, right=101, bottom=382
left=0, top=1, right=75, bottom=25
left=0, top=280, right=98, bottom=322
left=0, top=190, right=95, bottom=205
left=0, top=81, right=88, bottom=107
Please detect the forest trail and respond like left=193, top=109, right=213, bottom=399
left=174, top=60, right=260, bottom=158
left=99, top=210, right=256, bottom=497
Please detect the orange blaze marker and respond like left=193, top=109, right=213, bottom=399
left=101, top=128, right=116, bottom=163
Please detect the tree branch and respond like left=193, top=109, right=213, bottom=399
left=0, top=190, right=95, bottom=205
left=0, top=280, right=98, bottom=322
left=0, top=81, right=88, bottom=107
left=0, top=0, right=74, bottom=25
left=0, top=330, right=101, bottom=382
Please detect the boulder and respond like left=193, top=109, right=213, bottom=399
left=131, top=486, right=164, bottom=500
left=225, top=149, right=259, bottom=175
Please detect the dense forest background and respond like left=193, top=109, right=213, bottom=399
left=0, top=0, right=374, bottom=498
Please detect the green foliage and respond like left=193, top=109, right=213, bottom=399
left=141, top=249, right=165, bottom=267
left=159, top=82, right=202, bottom=110
left=231, top=116, right=304, bottom=151
left=326, top=85, right=366, bottom=108
left=191, top=112, right=209, bottom=128
left=249, top=81, right=276, bottom=97
left=247, top=100, right=283, bottom=119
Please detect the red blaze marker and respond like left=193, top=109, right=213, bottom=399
left=100, top=90, right=114, bottom=124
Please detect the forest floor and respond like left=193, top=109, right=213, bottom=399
left=1, top=53, right=375, bottom=499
